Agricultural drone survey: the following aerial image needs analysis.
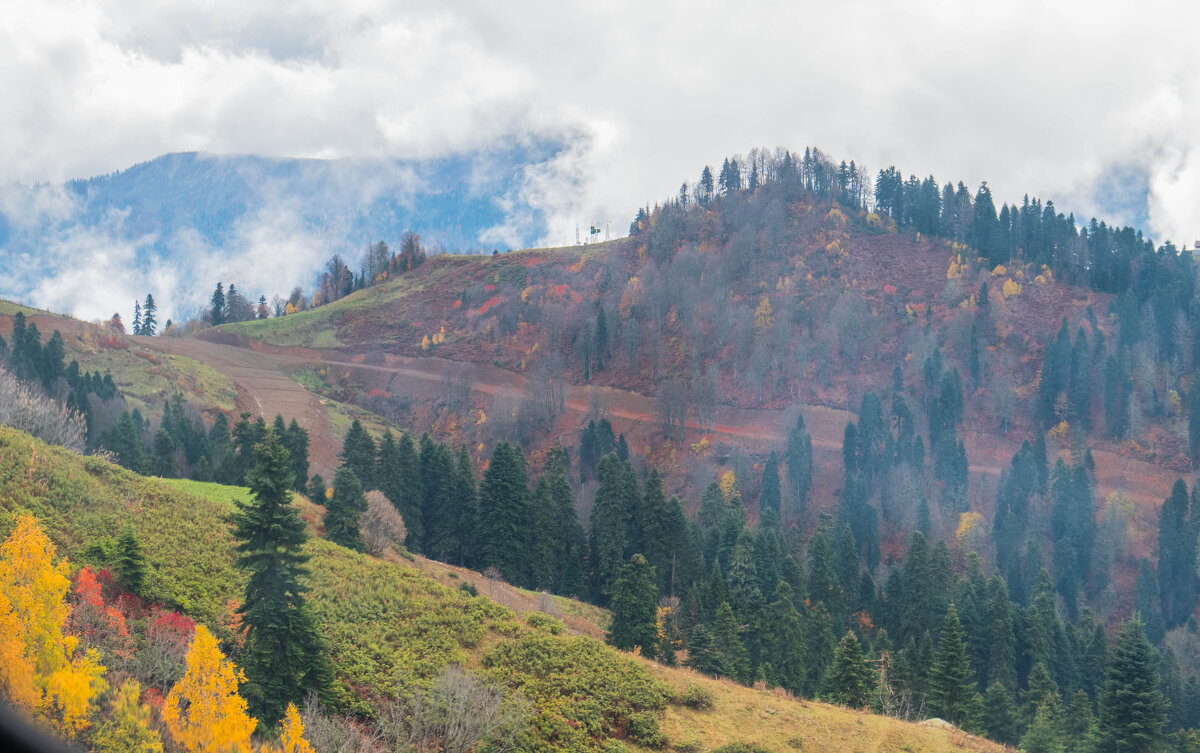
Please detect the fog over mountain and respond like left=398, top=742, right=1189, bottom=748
left=0, top=142, right=571, bottom=322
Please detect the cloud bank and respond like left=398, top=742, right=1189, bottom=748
left=4, top=0, right=1200, bottom=318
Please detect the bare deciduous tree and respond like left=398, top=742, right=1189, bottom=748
left=0, top=367, right=86, bottom=452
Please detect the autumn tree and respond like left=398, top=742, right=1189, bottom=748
left=0, top=514, right=107, bottom=736
left=93, top=679, right=164, bottom=753
left=163, top=624, right=256, bottom=753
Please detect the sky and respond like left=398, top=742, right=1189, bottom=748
left=4, top=0, right=1200, bottom=318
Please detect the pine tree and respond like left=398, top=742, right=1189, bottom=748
left=377, top=431, right=423, bottom=550
left=283, top=420, right=310, bottom=493
left=325, top=468, right=368, bottom=552
left=449, top=444, right=479, bottom=567
left=1157, top=479, right=1195, bottom=627
left=607, top=554, right=659, bottom=659
left=232, top=431, right=328, bottom=726
left=763, top=582, right=805, bottom=693
left=141, top=294, right=157, bottom=336
left=115, top=528, right=147, bottom=596
left=928, top=604, right=975, bottom=724
left=151, top=428, right=177, bottom=477
left=1095, top=617, right=1167, bottom=753
left=711, top=601, right=750, bottom=682
left=828, top=631, right=873, bottom=708
left=589, top=454, right=635, bottom=602
left=786, top=413, right=814, bottom=512
left=132, top=301, right=142, bottom=336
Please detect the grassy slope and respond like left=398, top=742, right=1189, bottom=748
left=0, top=300, right=237, bottom=417
left=0, top=426, right=1003, bottom=753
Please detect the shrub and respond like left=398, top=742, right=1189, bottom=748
left=628, top=711, right=668, bottom=748
left=458, top=582, right=479, bottom=597
left=384, top=664, right=528, bottom=753
left=525, top=612, right=564, bottom=635
left=672, top=684, right=715, bottom=711
left=674, top=740, right=704, bottom=753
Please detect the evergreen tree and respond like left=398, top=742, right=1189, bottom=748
left=763, top=582, right=805, bottom=693
left=1023, top=702, right=1066, bottom=753
left=595, top=307, right=609, bottom=370
left=141, top=294, right=157, bottom=336
left=115, top=527, right=147, bottom=596
left=475, top=442, right=532, bottom=584
left=132, top=301, right=142, bottom=336
left=786, top=412, right=814, bottom=512
left=928, top=604, right=975, bottom=724
left=711, top=601, right=750, bottom=682
left=760, top=452, right=781, bottom=517
left=607, top=554, right=659, bottom=659
left=589, top=454, right=636, bottom=602
left=306, top=474, right=326, bottom=505
left=982, top=682, right=1020, bottom=745
left=827, top=631, right=873, bottom=708
left=542, top=446, right=585, bottom=596
left=449, top=444, right=479, bottom=567
left=339, top=420, right=377, bottom=490
left=1157, top=479, right=1196, bottom=627
left=1095, top=617, right=1167, bottom=753
left=232, top=431, right=328, bottom=727
left=377, top=431, right=423, bottom=550
left=151, top=428, right=177, bottom=477
left=1065, top=689, right=1096, bottom=753
left=211, top=282, right=226, bottom=326
left=325, top=468, right=368, bottom=552
left=282, top=420, right=310, bottom=493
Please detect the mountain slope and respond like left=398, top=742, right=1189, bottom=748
left=0, top=425, right=1005, bottom=753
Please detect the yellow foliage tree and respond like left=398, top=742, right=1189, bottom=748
left=0, top=514, right=107, bottom=735
left=93, top=679, right=164, bottom=753
left=163, top=624, right=256, bottom=753
left=279, top=703, right=313, bottom=753
left=718, top=470, right=737, bottom=499
left=1002, top=279, right=1022, bottom=298
left=284, top=302, right=296, bottom=315
left=955, top=512, right=986, bottom=552
left=420, top=334, right=431, bottom=351
left=755, top=295, right=774, bottom=329
left=618, top=276, right=643, bottom=318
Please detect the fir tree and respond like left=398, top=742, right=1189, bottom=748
left=1095, top=617, right=1167, bottom=753
left=306, top=474, right=326, bottom=504
left=282, top=420, right=310, bottom=493
left=211, top=282, right=226, bottom=326
left=763, top=582, right=805, bottom=693
left=1023, top=702, right=1066, bottom=753
left=115, top=527, right=147, bottom=596
left=827, top=631, right=873, bottom=708
left=141, top=294, right=157, bottom=336
left=232, top=431, right=328, bottom=727
left=132, top=301, right=142, bottom=336
left=151, top=428, right=177, bottom=477
left=377, top=431, right=423, bottom=550
left=475, top=442, right=532, bottom=584
left=339, top=420, right=377, bottom=490
left=928, top=604, right=975, bottom=724
left=711, top=601, right=750, bottom=682
left=325, top=468, right=368, bottom=552
left=607, top=554, right=659, bottom=659
left=760, top=452, right=781, bottom=517
left=786, top=412, right=814, bottom=512
left=589, top=454, right=636, bottom=602
left=982, top=682, right=1020, bottom=745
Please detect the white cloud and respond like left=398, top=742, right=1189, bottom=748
left=5, top=0, right=1200, bottom=285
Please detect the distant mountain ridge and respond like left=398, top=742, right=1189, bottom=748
left=0, top=142, right=568, bottom=320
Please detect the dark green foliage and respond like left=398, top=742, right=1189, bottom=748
left=339, top=419, right=377, bottom=490
left=785, top=413, right=813, bottom=513
left=377, top=430, right=423, bottom=549
left=141, top=294, right=157, bottom=336
left=1095, top=617, right=1167, bottom=753
left=827, top=631, right=872, bottom=708
left=607, top=554, right=660, bottom=659
left=928, top=604, right=975, bottom=725
left=325, top=468, right=369, bottom=552
left=150, top=427, right=177, bottom=477
left=233, top=431, right=329, bottom=727
left=115, top=527, right=147, bottom=595
left=982, top=682, right=1020, bottom=745
left=475, top=441, right=532, bottom=584
left=1157, top=479, right=1196, bottom=627
left=710, top=601, right=750, bottom=682
left=763, top=582, right=804, bottom=693
left=589, top=454, right=637, bottom=602
left=760, top=452, right=781, bottom=517
left=307, top=473, right=326, bottom=503
left=282, top=419, right=310, bottom=493
left=211, top=282, right=226, bottom=326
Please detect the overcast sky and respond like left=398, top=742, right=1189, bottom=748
left=5, top=0, right=1200, bottom=255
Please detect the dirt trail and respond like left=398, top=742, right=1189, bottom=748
left=141, top=338, right=341, bottom=477
left=151, top=337, right=1181, bottom=521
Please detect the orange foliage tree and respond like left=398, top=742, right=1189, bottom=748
left=0, top=514, right=107, bottom=736
left=162, top=624, right=256, bottom=753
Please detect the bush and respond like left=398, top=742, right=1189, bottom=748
left=628, top=711, right=668, bottom=748
left=525, top=612, right=564, bottom=635
left=674, top=740, right=704, bottom=753
left=672, top=684, right=715, bottom=711
left=384, top=664, right=528, bottom=753
left=458, top=581, right=479, bottom=597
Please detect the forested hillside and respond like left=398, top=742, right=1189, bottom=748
left=3, top=144, right=1200, bottom=753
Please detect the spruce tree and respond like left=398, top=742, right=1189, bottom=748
left=1095, top=617, right=1167, bottom=753
left=760, top=452, right=781, bottom=517
left=141, top=294, right=157, bottom=336
left=377, top=431, right=423, bottom=550
left=132, top=301, right=142, bottom=336
left=827, top=631, right=873, bottom=708
left=115, top=527, right=147, bottom=596
left=151, top=428, right=177, bottom=477
left=607, top=554, right=659, bottom=659
left=1157, top=479, right=1196, bottom=627
left=339, top=420, right=377, bottom=490
left=325, top=468, right=368, bottom=552
left=542, top=446, right=585, bottom=596
left=283, top=419, right=310, bottom=493
left=785, top=412, right=813, bottom=511
left=589, top=454, right=635, bottom=602
left=232, top=431, right=328, bottom=727
left=763, top=582, right=805, bottom=694
left=211, top=282, right=226, bottom=326
left=928, top=604, right=975, bottom=724
left=711, top=601, right=750, bottom=682
left=475, top=442, right=532, bottom=584
left=982, top=682, right=1020, bottom=745
left=450, top=444, right=478, bottom=567
left=1022, top=702, right=1066, bottom=753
